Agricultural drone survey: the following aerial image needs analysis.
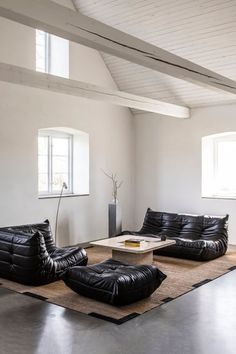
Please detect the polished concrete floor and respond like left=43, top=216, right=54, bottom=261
left=0, top=270, right=236, bottom=354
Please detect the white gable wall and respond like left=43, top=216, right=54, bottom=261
left=1, top=0, right=235, bottom=246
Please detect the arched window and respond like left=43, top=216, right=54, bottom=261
left=202, top=132, right=236, bottom=198
left=38, top=127, right=89, bottom=197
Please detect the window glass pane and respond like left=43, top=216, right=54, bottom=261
left=38, top=156, right=48, bottom=174
left=38, top=136, right=49, bottom=193
left=36, top=30, right=46, bottom=73
left=216, top=141, right=236, bottom=194
left=52, top=174, right=69, bottom=192
left=50, top=34, right=69, bottom=78
left=38, top=173, right=48, bottom=192
left=53, top=156, right=69, bottom=174
left=52, top=137, right=69, bottom=156
left=52, top=136, right=70, bottom=192
left=38, top=136, right=48, bottom=155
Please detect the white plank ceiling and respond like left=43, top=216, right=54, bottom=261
left=74, top=0, right=236, bottom=114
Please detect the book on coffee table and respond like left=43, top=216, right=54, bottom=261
left=124, top=238, right=145, bottom=247
left=90, top=236, right=176, bottom=265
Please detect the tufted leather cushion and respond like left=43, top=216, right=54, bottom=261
left=64, top=259, right=167, bottom=305
left=122, top=209, right=229, bottom=261
left=3, top=220, right=56, bottom=253
left=0, top=221, right=88, bottom=285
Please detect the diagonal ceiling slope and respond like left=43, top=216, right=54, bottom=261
left=74, top=0, right=236, bottom=112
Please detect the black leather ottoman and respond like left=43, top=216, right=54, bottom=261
left=63, top=259, right=167, bottom=305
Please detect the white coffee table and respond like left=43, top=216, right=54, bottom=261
left=90, top=235, right=176, bottom=265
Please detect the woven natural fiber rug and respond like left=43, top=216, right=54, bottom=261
left=1, top=245, right=236, bottom=324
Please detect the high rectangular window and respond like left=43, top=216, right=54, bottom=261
left=36, top=30, right=69, bottom=78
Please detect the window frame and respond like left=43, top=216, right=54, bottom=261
left=38, top=130, right=73, bottom=197
left=36, top=29, right=69, bottom=78
left=36, top=30, right=50, bottom=74
left=202, top=132, right=236, bottom=199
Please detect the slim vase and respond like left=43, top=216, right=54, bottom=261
left=108, top=201, right=122, bottom=238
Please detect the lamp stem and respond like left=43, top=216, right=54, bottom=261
left=55, top=182, right=67, bottom=245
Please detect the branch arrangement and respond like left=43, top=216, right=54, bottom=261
left=102, top=170, right=123, bottom=203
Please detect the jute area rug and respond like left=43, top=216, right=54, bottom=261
left=0, top=245, right=236, bottom=324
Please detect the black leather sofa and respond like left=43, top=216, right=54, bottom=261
left=0, top=220, right=88, bottom=285
left=122, top=209, right=229, bottom=261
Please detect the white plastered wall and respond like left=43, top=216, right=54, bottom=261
left=0, top=8, right=135, bottom=246
left=134, top=105, right=236, bottom=244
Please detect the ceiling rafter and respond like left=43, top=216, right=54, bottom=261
left=0, top=0, right=235, bottom=97
left=0, top=62, right=190, bottom=118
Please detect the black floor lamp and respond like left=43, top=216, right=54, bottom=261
left=55, top=182, right=67, bottom=245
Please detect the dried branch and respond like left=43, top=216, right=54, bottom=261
left=101, top=169, right=123, bottom=203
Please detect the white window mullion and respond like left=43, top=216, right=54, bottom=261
left=46, top=32, right=51, bottom=74
left=44, top=32, right=48, bottom=73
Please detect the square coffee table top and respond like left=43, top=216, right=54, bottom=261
left=90, top=235, right=176, bottom=254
